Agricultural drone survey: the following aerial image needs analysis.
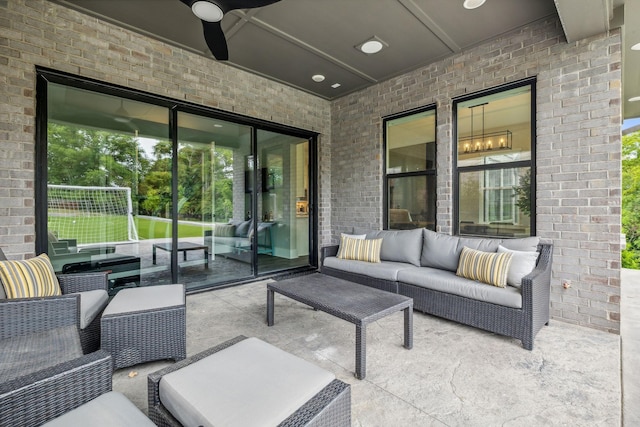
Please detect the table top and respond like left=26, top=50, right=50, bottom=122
left=268, top=273, right=412, bottom=325
left=153, top=242, right=208, bottom=251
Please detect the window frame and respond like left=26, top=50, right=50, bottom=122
left=453, top=78, right=537, bottom=237
left=382, top=105, right=437, bottom=231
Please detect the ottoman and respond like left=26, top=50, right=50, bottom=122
left=101, top=284, right=186, bottom=369
left=148, top=336, right=351, bottom=427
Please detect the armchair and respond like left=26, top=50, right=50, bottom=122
left=0, top=295, right=112, bottom=426
left=0, top=249, right=109, bottom=353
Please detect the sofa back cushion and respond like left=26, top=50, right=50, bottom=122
left=357, top=228, right=423, bottom=267
left=421, top=229, right=540, bottom=272
left=421, top=229, right=462, bottom=271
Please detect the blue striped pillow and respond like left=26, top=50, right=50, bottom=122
left=456, top=246, right=513, bottom=288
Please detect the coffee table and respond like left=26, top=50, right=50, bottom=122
left=267, top=273, right=413, bottom=379
left=152, top=241, right=209, bottom=268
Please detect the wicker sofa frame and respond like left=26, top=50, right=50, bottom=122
left=321, top=243, right=553, bottom=350
left=0, top=295, right=113, bottom=426
left=148, top=335, right=352, bottom=427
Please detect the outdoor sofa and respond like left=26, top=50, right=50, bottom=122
left=321, top=228, right=553, bottom=350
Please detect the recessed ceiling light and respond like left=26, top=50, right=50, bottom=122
left=629, top=96, right=640, bottom=102
left=331, top=83, right=341, bottom=89
left=632, top=42, right=640, bottom=51
left=356, top=36, right=387, bottom=55
left=191, top=1, right=224, bottom=22
left=463, top=0, right=486, bottom=9
left=361, top=40, right=383, bottom=54
left=312, top=74, right=325, bottom=82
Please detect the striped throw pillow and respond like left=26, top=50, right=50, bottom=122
left=456, top=246, right=513, bottom=288
left=0, top=253, right=62, bottom=299
left=337, top=236, right=383, bottom=263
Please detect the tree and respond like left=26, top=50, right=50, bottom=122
left=622, top=130, right=640, bottom=268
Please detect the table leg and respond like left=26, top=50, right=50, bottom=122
left=355, top=324, right=366, bottom=380
left=152, top=245, right=157, bottom=265
left=404, top=305, right=413, bottom=349
left=267, top=289, right=275, bottom=326
left=204, top=248, right=209, bottom=268
left=183, top=250, right=187, bottom=261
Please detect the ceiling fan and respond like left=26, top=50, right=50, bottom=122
left=179, top=0, right=282, bottom=61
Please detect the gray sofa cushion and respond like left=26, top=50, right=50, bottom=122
left=397, top=266, right=523, bottom=308
left=0, top=325, right=82, bottom=383
left=421, top=229, right=540, bottom=272
left=42, top=391, right=155, bottom=426
left=76, top=289, right=109, bottom=329
left=364, top=229, right=423, bottom=266
left=324, top=256, right=414, bottom=281
left=421, top=229, right=462, bottom=271
left=159, top=337, right=335, bottom=427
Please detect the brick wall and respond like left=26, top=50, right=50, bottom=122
left=0, top=1, right=623, bottom=333
left=331, top=18, right=622, bottom=333
left=0, top=0, right=331, bottom=258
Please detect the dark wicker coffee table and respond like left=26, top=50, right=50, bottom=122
left=267, top=273, right=413, bottom=379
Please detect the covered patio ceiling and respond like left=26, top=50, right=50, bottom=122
left=48, top=0, right=637, bottom=119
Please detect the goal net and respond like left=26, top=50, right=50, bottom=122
left=47, top=184, right=139, bottom=246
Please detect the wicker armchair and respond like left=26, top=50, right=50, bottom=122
left=0, top=295, right=113, bottom=426
left=0, top=248, right=109, bottom=354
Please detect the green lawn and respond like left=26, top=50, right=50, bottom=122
left=49, top=214, right=211, bottom=244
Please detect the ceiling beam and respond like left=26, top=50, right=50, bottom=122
left=398, top=0, right=461, bottom=53
left=554, top=0, right=614, bottom=42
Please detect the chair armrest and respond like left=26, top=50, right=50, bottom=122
left=0, top=350, right=112, bottom=426
left=0, top=295, right=80, bottom=340
left=58, top=271, right=109, bottom=294
left=320, top=245, right=339, bottom=266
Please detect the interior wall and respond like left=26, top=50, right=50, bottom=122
left=330, top=18, right=622, bottom=333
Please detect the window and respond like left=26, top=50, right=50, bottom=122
left=384, top=107, right=436, bottom=230
left=454, top=80, right=535, bottom=238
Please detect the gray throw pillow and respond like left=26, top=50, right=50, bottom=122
left=497, top=245, right=539, bottom=288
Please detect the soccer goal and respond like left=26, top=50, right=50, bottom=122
left=47, top=184, right=139, bottom=246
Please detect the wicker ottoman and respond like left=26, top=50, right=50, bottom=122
left=148, top=336, right=351, bottom=427
left=101, top=284, right=186, bottom=369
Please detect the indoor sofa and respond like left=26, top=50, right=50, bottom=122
left=321, top=228, right=553, bottom=350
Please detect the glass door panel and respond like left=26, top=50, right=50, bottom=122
left=46, top=83, right=172, bottom=294
left=176, top=112, right=253, bottom=289
left=256, top=130, right=310, bottom=274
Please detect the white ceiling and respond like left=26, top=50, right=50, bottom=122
left=48, top=0, right=639, bottom=119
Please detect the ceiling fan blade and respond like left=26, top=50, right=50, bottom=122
left=226, top=0, right=281, bottom=11
left=202, top=20, right=229, bottom=60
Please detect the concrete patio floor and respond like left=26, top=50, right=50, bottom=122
left=112, top=276, right=634, bottom=426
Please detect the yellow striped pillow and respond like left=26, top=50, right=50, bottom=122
left=337, top=236, right=383, bottom=263
left=0, top=254, right=61, bottom=299
left=456, top=246, right=513, bottom=288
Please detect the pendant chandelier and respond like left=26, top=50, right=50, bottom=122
left=459, top=102, right=512, bottom=154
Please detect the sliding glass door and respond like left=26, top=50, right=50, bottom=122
left=37, top=69, right=316, bottom=293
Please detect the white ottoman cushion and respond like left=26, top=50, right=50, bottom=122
left=103, top=284, right=184, bottom=316
left=42, top=391, right=154, bottom=426
left=159, top=337, right=335, bottom=427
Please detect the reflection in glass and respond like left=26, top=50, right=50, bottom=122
left=458, top=168, right=531, bottom=238
left=385, top=108, right=437, bottom=231
left=256, top=130, right=311, bottom=274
